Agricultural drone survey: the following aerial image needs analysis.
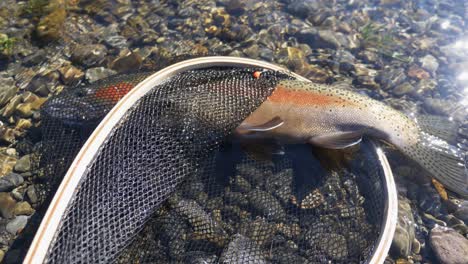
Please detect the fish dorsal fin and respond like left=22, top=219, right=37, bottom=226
left=309, top=131, right=363, bottom=149
left=240, top=116, right=284, bottom=132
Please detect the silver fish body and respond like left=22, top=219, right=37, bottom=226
left=236, top=80, right=468, bottom=198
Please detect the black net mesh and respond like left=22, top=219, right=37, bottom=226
left=35, top=67, right=386, bottom=263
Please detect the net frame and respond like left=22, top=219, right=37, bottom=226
left=24, top=57, right=397, bottom=264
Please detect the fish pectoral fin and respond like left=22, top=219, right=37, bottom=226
left=309, top=131, right=363, bottom=149
left=238, top=116, right=284, bottom=132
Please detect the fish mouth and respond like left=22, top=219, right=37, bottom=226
left=42, top=97, right=105, bottom=126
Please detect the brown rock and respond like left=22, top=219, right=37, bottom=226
left=0, top=153, right=17, bottom=177
left=408, top=65, right=430, bottom=79
left=109, top=50, right=143, bottom=73
left=430, top=226, right=468, bottom=264
left=59, top=65, right=84, bottom=85
left=1, top=94, right=22, bottom=117
left=13, top=201, right=35, bottom=216
left=0, top=192, right=16, bottom=218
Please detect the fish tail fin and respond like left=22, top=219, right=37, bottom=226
left=416, top=114, right=459, bottom=144
left=402, top=133, right=468, bottom=198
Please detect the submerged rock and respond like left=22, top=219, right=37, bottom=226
left=220, top=234, right=267, bottom=263
left=85, top=67, right=117, bottom=83
left=248, top=189, right=285, bottom=221
left=0, top=173, right=24, bottom=192
left=390, top=197, right=415, bottom=258
left=6, top=215, right=28, bottom=235
left=0, top=78, right=17, bottom=108
left=430, top=226, right=468, bottom=264
left=0, top=192, right=16, bottom=218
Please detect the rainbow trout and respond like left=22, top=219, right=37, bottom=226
left=236, top=79, right=468, bottom=198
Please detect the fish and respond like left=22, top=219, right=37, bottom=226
left=42, top=72, right=152, bottom=127
left=235, top=79, right=468, bottom=198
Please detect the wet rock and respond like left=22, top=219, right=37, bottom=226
left=224, top=0, right=245, bottom=14
left=287, top=1, right=320, bottom=18
left=220, top=234, right=267, bottom=263
left=13, top=201, right=34, bottom=216
left=264, top=169, right=293, bottom=205
left=26, top=75, right=54, bottom=97
left=6, top=215, right=28, bottom=235
left=392, top=82, right=414, bottom=96
left=0, top=192, right=16, bottom=218
left=224, top=191, right=248, bottom=207
left=454, top=200, right=468, bottom=223
left=231, top=175, right=251, bottom=193
left=0, top=78, right=17, bottom=108
left=296, top=29, right=341, bottom=49
left=248, top=189, right=285, bottom=221
left=35, top=2, right=67, bottom=41
left=301, top=189, right=325, bottom=209
left=109, top=50, right=143, bottom=73
left=408, top=65, right=430, bottom=80
left=240, top=217, right=275, bottom=246
left=85, top=67, right=117, bottom=83
left=430, top=226, right=468, bottom=264
left=26, top=185, right=38, bottom=204
left=14, top=155, right=30, bottom=173
left=15, top=92, right=46, bottom=117
left=419, top=54, right=438, bottom=75
left=391, top=197, right=415, bottom=258
left=171, top=198, right=227, bottom=246
left=423, top=98, right=453, bottom=116
left=71, top=44, right=107, bottom=66
left=0, top=173, right=23, bottom=192
left=0, top=154, right=16, bottom=177
left=0, top=125, right=15, bottom=144
left=58, top=65, right=84, bottom=85
left=16, top=119, right=32, bottom=131
left=22, top=50, right=47, bottom=66
left=377, top=68, right=407, bottom=90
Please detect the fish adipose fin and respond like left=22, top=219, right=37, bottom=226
left=238, top=116, right=284, bottom=132
left=416, top=114, right=459, bottom=144
left=404, top=133, right=468, bottom=198
left=309, top=131, right=363, bottom=149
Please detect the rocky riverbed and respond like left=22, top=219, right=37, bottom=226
left=0, top=0, right=467, bottom=263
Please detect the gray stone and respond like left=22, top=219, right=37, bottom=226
left=26, top=185, right=38, bottom=204
left=22, top=49, right=47, bottom=66
left=296, top=29, right=341, bottom=49
left=419, top=54, right=438, bottom=74
left=14, top=155, right=31, bottom=173
left=109, top=50, right=143, bottom=73
left=71, top=44, right=107, bottom=66
left=220, top=234, right=267, bottom=263
left=287, top=0, right=320, bottom=18
left=0, top=78, right=18, bottom=108
left=0, top=173, right=23, bottom=192
left=454, top=200, right=468, bottom=223
left=85, top=67, right=117, bottom=83
left=390, top=197, right=415, bottom=258
left=6, top=215, right=28, bottom=235
left=430, top=226, right=468, bottom=264
left=248, top=189, right=285, bottom=221
left=393, top=82, right=415, bottom=96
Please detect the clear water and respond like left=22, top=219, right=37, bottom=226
left=0, top=0, right=467, bottom=263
